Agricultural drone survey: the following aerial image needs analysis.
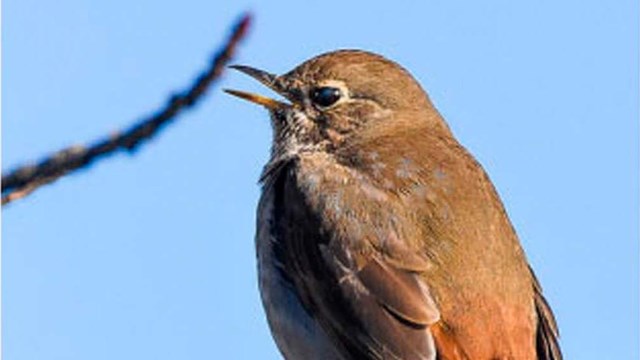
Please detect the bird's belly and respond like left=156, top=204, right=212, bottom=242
left=257, top=242, right=341, bottom=360
left=256, top=189, right=342, bottom=360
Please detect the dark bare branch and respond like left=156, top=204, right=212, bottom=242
left=2, top=13, right=252, bottom=206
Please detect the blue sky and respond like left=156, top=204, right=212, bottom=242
left=3, top=1, right=638, bottom=359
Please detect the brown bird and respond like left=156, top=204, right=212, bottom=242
left=226, top=50, right=561, bottom=360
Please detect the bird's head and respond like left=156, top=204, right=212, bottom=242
left=226, top=50, right=449, bottom=164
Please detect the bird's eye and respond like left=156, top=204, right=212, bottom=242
left=310, top=87, right=342, bottom=108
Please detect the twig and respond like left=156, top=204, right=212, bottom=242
left=2, top=13, right=252, bottom=206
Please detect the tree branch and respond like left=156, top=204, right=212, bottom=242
left=2, top=13, right=252, bottom=206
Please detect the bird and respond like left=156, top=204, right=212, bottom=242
left=225, top=50, right=562, bottom=360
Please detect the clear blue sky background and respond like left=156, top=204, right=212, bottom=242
left=3, top=1, right=638, bottom=359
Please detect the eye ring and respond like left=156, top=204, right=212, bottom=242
left=310, top=87, right=342, bottom=108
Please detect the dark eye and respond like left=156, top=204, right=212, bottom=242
left=310, top=87, right=342, bottom=108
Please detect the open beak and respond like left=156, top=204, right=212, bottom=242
left=224, top=89, right=287, bottom=110
left=224, top=65, right=289, bottom=110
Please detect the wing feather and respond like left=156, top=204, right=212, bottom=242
left=530, top=268, right=563, bottom=360
left=271, top=164, right=442, bottom=359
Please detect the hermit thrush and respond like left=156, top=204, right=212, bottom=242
left=226, top=50, right=561, bottom=360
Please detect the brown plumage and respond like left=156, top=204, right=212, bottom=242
left=226, top=50, right=562, bottom=360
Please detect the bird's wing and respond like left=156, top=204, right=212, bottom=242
left=530, top=268, right=563, bottom=360
left=270, top=164, right=464, bottom=360
left=324, top=249, right=440, bottom=360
